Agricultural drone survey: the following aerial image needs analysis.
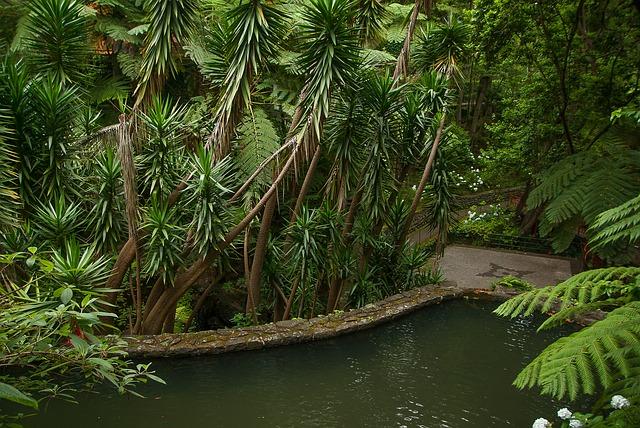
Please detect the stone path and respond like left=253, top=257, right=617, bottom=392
left=439, top=244, right=575, bottom=289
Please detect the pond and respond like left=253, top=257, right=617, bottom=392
left=30, top=300, right=568, bottom=427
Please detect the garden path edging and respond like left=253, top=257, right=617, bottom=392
left=125, top=283, right=470, bottom=358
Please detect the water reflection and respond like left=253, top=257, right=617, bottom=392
left=30, top=300, right=568, bottom=428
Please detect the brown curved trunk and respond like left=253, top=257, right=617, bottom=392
left=245, top=193, right=277, bottom=317
left=282, top=278, right=300, bottom=321
left=327, top=186, right=363, bottom=312
left=290, top=145, right=321, bottom=223
left=397, top=114, right=446, bottom=248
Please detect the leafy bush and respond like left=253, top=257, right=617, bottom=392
left=452, top=204, right=520, bottom=243
left=0, top=248, right=162, bottom=423
left=230, top=312, right=254, bottom=328
left=491, top=275, right=533, bottom=292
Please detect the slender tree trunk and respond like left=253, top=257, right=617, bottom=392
left=290, top=145, right=321, bottom=223
left=327, top=186, right=363, bottom=312
left=162, top=302, right=177, bottom=333
left=397, top=114, right=447, bottom=247
left=245, top=194, right=277, bottom=317
left=116, top=115, right=143, bottom=332
left=243, top=228, right=254, bottom=317
left=393, top=0, right=422, bottom=81
left=282, top=278, right=300, bottom=321
left=470, top=75, right=490, bottom=148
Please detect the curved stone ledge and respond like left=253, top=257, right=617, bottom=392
left=125, top=283, right=468, bottom=358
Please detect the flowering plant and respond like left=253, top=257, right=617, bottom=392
left=533, top=396, right=635, bottom=428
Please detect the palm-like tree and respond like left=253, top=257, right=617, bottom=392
left=354, top=0, right=388, bottom=47
left=0, top=109, right=18, bottom=231
left=244, top=0, right=361, bottom=318
left=135, top=0, right=199, bottom=105
left=397, top=17, right=470, bottom=247
left=207, top=0, right=287, bottom=157
left=25, top=0, right=89, bottom=84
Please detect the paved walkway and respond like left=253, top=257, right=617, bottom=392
left=439, top=245, right=575, bottom=289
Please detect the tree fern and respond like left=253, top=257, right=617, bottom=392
left=590, top=194, right=640, bottom=251
left=527, top=145, right=640, bottom=253
left=495, top=267, right=640, bottom=330
left=511, top=301, right=640, bottom=401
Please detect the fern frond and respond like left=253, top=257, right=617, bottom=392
left=590, top=193, right=640, bottom=250
left=234, top=109, right=281, bottom=201
left=495, top=267, right=640, bottom=323
left=528, top=146, right=640, bottom=253
left=527, top=152, right=594, bottom=210
left=514, top=301, right=640, bottom=400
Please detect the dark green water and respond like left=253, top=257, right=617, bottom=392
left=30, top=300, right=567, bottom=427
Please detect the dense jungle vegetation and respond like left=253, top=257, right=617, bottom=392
left=0, top=0, right=639, bottom=426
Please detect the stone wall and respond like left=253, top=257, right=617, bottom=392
left=126, top=283, right=465, bottom=358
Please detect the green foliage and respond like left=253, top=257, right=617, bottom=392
left=185, top=147, right=233, bottom=255
left=0, top=248, right=162, bottom=420
left=213, top=0, right=287, bottom=121
left=360, top=72, right=403, bottom=221
left=299, top=0, right=362, bottom=137
left=0, top=382, right=38, bottom=410
left=324, top=87, right=367, bottom=205
left=233, top=108, right=281, bottom=205
left=142, top=198, right=184, bottom=285
left=495, top=267, right=640, bottom=328
left=512, top=301, right=640, bottom=401
left=33, top=195, right=83, bottom=249
left=31, top=76, right=80, bottom=198
left=354, top=0, right=388, bottom=47
left=90, top=147, right=125, bottom=254
left=527, top=145, right=640, bottom=253
left=0, top=108, right=19, bottom=231
left=452, top=204, right=519, bottom=244
left=425, top=135, right=459, bottom=250
left=414, top=16, right=472, bottom=80
left=496, top=267, right=640, bottom=404
left=136, top=0, right=199, bottom=103
left=590, top=194, right=640, bottom=252
left=491, top=275, right=533, bottom=292
left=25, top=0, right=89, bottom=83
left=230, top=312, right=254, bottom=328
left=138, top=96, right=186, bottom=198
left=51, top=240, right=111, bottom=289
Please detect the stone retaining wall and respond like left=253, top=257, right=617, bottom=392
left=126, top=284, right=466, bottom=358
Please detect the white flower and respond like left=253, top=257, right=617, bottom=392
left=611, top=395, right=630, bottom=409
left=532, top=417, right=551, bottom=428
left=557, top=408, right=572, bottom=420
left=569, top=420, right=583, bottom=428
left=411, top=185, right=417, bottom=191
